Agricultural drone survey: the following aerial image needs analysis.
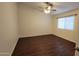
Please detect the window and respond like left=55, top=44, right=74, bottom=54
left=57, top=16, right=75, bottom=30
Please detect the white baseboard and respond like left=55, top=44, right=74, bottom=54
left=10, top=37, right=19, bottom=56
left=0, top=37, right=19, bottom=56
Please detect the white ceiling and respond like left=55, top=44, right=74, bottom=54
left=21, top=2, right=79, bottom=15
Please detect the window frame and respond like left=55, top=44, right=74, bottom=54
left=57, top=16, right=75, bottom=31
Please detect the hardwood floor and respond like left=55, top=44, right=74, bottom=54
left=12, top=34, right=76, bottom=56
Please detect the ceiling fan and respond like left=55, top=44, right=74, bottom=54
left=39, top=2, right=56, bottom=14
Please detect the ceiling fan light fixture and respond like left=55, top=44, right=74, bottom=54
left=47, top=6, right=51, bottom=10
left=44, top=6, right=52, bottom=14
left=44, top=9, right=51, bottom=14
left=44, top=5, right=52, bottom=14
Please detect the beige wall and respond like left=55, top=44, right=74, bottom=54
left=52, top=9, right=79, bottom=55
left=0, top=3, right=18, bottom=55
left=0, top=2, right=78, bottom=56
left=18, top=4, right=52, bottom=37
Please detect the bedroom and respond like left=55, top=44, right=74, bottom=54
left=0, top=2, right=79, bottom=56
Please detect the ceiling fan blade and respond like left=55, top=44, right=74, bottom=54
left=38, top=6, right=43, bottom=9
left=45, top=2, right=49, bottom=5
left=51, top=9, right=56, bottom=11
left=45, top=2, right=53, bottom=6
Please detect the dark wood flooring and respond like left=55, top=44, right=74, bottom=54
left=12, top=34, right=76, bottom=56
